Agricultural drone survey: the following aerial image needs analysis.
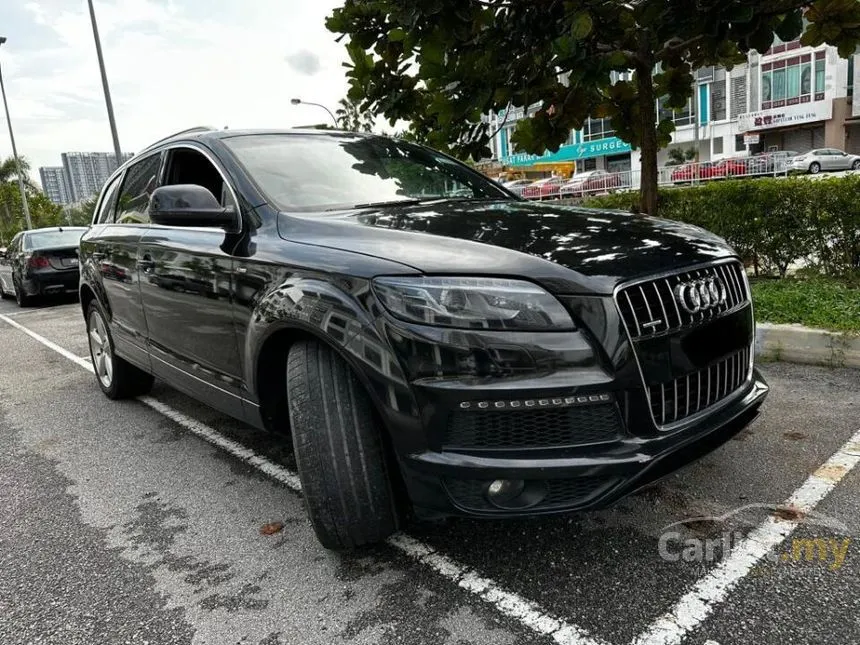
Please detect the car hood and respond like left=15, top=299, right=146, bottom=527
left=278, top=200, right=736, bottom=294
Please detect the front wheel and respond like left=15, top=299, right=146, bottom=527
left=852, top=160, right=860, bottom=170
left=809, top=162, right=821, bottom=174
left=287, top=340, right=400, bottom=550
left=86, top=301, right=154, bottom=399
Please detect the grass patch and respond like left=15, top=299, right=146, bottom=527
left=751, top=276, right=860, bottom=333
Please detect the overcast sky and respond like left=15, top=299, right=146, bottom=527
left=0, top=0, right=352, bottom=179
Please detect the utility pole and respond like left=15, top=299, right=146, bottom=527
left=87, top=0, right=123, bottom=167
left=0, top=37, right=33, bottom=230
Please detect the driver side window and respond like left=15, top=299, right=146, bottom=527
left=163, top=147, right=237, bottom=210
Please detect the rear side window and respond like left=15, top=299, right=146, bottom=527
left=116, top=153, right=162, bottom=225
left=95, top=173, right=123, bottom=224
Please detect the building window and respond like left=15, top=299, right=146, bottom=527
left=713, top=137, right=724, bottom=155
left=582, top=117, right=614, bottom=142
left=711, top=69, right=726, bottom=121
left=761, top=54, right=814, bottom=109
left=730, top=76, right=747, bottom=119
left=657, top=96, right=695, bottom=126
left=815, top=55, right=825, bottom=97
left=735, top=134, right=746, bottom=152
left=848, top=55, right=854, bottom=97
left=579, top=158, right=597, bottom=172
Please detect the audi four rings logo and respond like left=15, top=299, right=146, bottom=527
left=673, top=277, right=727, bottom=313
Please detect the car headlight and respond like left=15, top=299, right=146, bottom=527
left=372, top=276, right=575, bottom=331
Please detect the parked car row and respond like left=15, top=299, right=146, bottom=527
left=504, top=169, right=626, bottom=200
left=669, top=149, right=860, bottom=183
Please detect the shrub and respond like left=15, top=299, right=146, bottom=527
left=581, top=175, right=860, bottom=278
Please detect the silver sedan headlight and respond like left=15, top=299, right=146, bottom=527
left=372, top=276, right=575, bottom=331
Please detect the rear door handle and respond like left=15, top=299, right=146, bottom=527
left=138, top=257, right=155, bottom=272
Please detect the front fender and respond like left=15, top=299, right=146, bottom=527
left=245, top=276, right=421, bottom=441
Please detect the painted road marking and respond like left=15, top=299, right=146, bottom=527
left=632, top=425, right=860, bottom=645
left=0, top=313, right=605, bottom=645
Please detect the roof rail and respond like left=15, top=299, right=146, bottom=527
left=137, top=125, right=218, bottom=154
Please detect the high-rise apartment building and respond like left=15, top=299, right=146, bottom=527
left=38, top=166, right=72, bottom=205
left=60, top=151, right=134, bottom=202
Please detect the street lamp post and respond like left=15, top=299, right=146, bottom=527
left=0, top=37, right=33, bottom=230
left=290, top=98, right=339, bottom=128
left=87, top=0, right=123, bottom=167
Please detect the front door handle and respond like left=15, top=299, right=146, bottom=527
left=138, top=257, right=155, bottom=272
left=91, top=252, right=106, bottom=261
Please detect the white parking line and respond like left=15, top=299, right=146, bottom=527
left=632, top=429, right=860, bottom=645
left=0, top=312, right=605, bottom=645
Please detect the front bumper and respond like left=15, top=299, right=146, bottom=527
left=366, top=261, right=768, bottom=519
left=398, top=371, right=767, bottom=518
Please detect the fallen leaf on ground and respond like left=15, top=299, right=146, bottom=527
left=260, top=521, right=285, bottom=536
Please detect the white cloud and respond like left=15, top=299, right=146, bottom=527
left=0, top=0, right=351, bottom=178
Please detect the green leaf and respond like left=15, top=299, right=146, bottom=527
left=388, top=28, right=406, bottom=42
left=570, top=12, right=593, bottom=40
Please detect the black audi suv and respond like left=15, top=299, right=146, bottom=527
left=79, top=127, right=768, bottom=549
left=0, top=226, right=87, bottom=306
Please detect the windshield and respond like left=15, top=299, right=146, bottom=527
left=223, top=134, right=510, bottom=211
left=25, top=229, right=86, bottom=250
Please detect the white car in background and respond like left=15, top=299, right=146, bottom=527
left=502, top=179, right=532, bottom=196
left=788, top=149, right=860, bottom=174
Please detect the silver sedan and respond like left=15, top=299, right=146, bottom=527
left=788, top=148, right=860, bottom=174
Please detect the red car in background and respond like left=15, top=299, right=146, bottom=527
left=710, top=158, right=748, bottom=178
left=521, top=176, right=566, bottom=200
left=559, top=170, right=623, bottom=197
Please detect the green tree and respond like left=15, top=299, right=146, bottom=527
left=0, top=155, right=37, bottom=190
left=0, top=182, right=64, bottom=245
left=64, top=197, right=98, bottom=226
left=335, top=97, right=376, bottom=132
left=327, top=0, right=860, bottom=215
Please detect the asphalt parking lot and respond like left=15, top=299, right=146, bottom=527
left=1, top=297, right=858, bottom=645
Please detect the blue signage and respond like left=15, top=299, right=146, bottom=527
left=501, top=137, right=632, bottom=167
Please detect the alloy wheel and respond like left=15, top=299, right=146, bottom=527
left=88, top=309, right=114, bottom=388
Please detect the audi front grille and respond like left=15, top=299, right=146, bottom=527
left=649, top=348, right=751, bottom=425
left=616, top=260, right=748, bottom=339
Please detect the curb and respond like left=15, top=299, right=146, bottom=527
left=755, top=322, right=860, bottom=368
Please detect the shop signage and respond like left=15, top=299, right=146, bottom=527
left=738, top=100, right=833, bottom=133
left=743, top=133, right=760, bottom=145
left=501, top=137, right=632, bottom=167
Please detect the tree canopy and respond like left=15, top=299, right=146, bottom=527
left=327, top=0, right=860, bottom=214
left=336, top=96, right=376, bottom=131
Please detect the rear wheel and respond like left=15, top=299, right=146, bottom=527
left=286, top=339, right=400, bottom=550
left=809, top=162, right=821, bottom=174
left=86, top=301, right=154, bottom=399
left=13, top=279, right=32, bottom=307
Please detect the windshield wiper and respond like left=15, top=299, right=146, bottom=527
left=350, top=198, right=423, bottom=209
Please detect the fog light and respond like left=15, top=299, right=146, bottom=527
left=486, top=479, right=526, bottom=505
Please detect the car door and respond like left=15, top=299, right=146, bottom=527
left=821, top=148, right=839, bottom=170
left=90, top=153, right=162, bottom=368
left=831, top=150, right=850, bottom=170
left=137, top=144, right=245, bottom=418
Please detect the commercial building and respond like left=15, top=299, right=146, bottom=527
left=60, top=151, right=134, bottom=202
left=488, top=40, right=859, bottom=182
left=38, top=166, right=72, bottom=205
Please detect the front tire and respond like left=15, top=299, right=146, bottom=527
left=852, top=160, right=860, bottom=170
left=809, top=162, right=821, bottom=174
left=86, top=301, right=154, bottom=399
left=287, top=340, right=399, bottom=550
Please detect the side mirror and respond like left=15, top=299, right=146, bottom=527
left=149, top=184, right=238, bottom=229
